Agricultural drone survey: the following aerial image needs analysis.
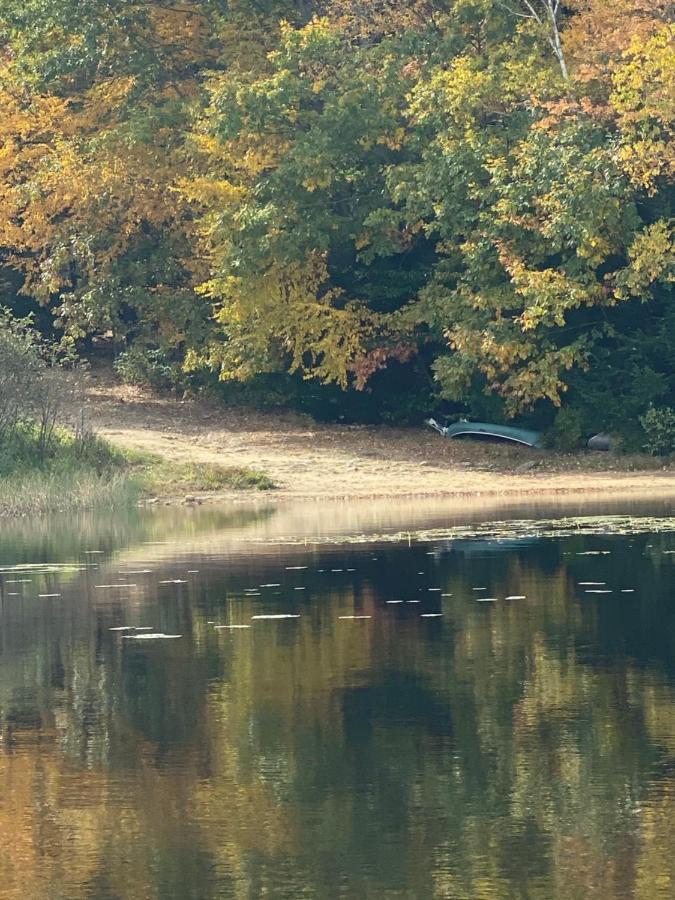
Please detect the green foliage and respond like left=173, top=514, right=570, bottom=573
left=640, top=406, right=675, bottom=456
left=114, top=346, right=185, bottom=392
left=545, top=407, right=585, bottom=452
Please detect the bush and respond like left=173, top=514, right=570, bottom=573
left=113, top=346, right=184, bottom=391
left=0, top=310, right=68, bottom=458
left=545, top=407, right=585, bottom=452
left=640, top=406, right=675, bottom=456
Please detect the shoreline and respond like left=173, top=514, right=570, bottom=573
left=141, top=479, right=675, bottom=508
left=63, top=371, right=675, bottom=507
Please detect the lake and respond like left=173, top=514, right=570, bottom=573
left=1, top=497, right=675, bottom=899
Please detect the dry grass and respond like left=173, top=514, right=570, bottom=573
left=0, top=471, right=141, bottom=517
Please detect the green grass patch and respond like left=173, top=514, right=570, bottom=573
left=126, top=454, right=276, bottom=495
left=0, top=425, right=274, bottom=516
left=0, top=424, right=139, bottom=516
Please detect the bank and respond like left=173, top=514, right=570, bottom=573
left=70, top=373, right=675, bottom=506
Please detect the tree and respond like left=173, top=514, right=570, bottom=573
left=0, top=0, right=671, bottom=429
left=498, top=0, right=569, bottom=79
left=184, top=13, right=429, bottom=387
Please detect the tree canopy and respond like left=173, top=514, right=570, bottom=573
left=0, top=0, right=673, bottom=436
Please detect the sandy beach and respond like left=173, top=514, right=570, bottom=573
left=72, top=372, right=675, bottom=505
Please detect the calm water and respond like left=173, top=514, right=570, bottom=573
left=2, top=502, right=675, bottom=899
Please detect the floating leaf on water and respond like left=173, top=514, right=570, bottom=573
left=251, top=614, right=301, bottom=620
left=110, top=626, right=153, bottom=632
left=262, top=517, right=675, bottom=549
left=96, top=584, right=136, bottom=589
left=123, top=633, right=183, bottom=640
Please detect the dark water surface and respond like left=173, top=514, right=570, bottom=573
left=2, top=501, right=675, bottom=899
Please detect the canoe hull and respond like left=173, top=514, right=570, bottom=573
left=426, top=419, right=543, bottom=448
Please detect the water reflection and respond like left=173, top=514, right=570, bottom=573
left=0, top=510, right=675, bottom=898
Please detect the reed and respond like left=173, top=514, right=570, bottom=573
left=0, top=470, right=141, bottom=516
left=0, top=425, right=274, bottom=516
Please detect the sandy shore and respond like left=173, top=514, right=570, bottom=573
left=76, top=373, right=675, bottom=504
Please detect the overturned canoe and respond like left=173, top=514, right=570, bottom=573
left=587, top=433, right=613, bottom=451
left=426, top=418, right=544, bottom=448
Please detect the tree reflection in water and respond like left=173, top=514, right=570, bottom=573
left=1, top=521, right=675, bottom=898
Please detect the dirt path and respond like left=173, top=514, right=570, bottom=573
left=75, top=372, right=675, bottom=502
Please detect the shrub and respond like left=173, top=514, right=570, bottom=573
left=640, top=406, right=675, bottom=456
left=545, top=407, right=585, bottom=452
left=0, top=310, right=68, bottom=458
left=113, top=346, right=184, bottom=391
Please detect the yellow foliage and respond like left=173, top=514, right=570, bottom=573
left=196, top=255, right=382, bottom=387
left=611, top=25, right=675, bottom=191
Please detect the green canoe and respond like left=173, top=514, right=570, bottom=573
left=426, top=418, right=544, bottom=448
